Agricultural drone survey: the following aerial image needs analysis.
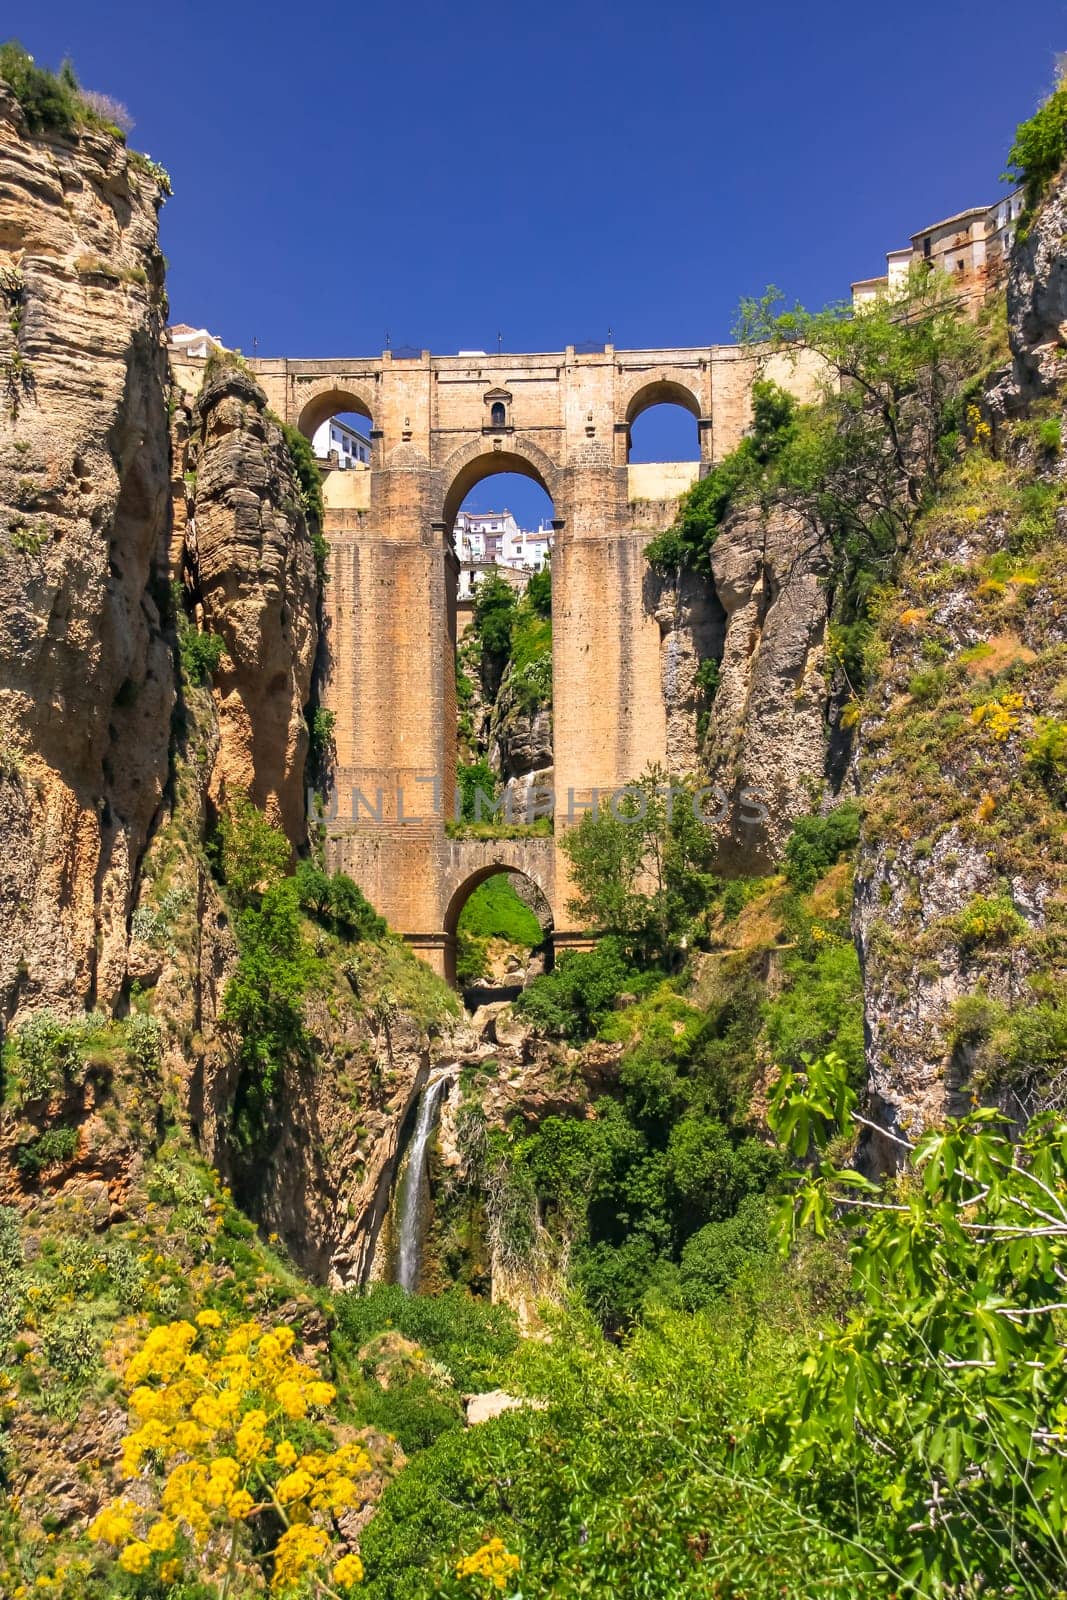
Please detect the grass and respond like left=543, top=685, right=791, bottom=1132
left=457, top=875, right=543, bottom=949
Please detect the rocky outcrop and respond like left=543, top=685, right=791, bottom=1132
left=175, top=358, right=318, bottom=846
left=487, top=676, right=553, bottom=814
left=0, top=82, right=173, bottom=1021
left=1001, top=175, right=1067, bottom=402
left=653, top=567, right=725, bottom=771
left=701, top=507, right=831, bottom=872
left=854, top=175, right=1067, bottom=1152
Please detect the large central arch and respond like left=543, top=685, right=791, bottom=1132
left=441, top=438, right=561, bottom=532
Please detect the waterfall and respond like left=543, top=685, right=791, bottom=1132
left=395, top=1070, right=454, bottom=1291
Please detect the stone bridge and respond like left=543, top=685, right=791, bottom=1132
left=241, top=342, right=821, bottom=980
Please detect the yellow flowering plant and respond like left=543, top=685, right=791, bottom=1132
left=88, top=1312, right=371, bottom=1595
left=970, top=690, right=1024, bottom=743
left=454, top=1537, right=521, bottom=1595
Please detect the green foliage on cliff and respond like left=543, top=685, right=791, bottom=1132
left=279, top=420, right=328, bottom=579
left=1004, top=65, right=1067, bottom=216
left=782, top=800, right=861, bottom=892
left=645, top=380, right=798, bottom=575
left=457, top=875, right=543, bottom=948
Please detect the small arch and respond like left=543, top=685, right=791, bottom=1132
left=490, top=400, right=507, bottom=429
left=296, top=386, right=376, bottom=443
left=443, top=866, right=554, bottom=993
left=624, top=377, right=702, bottom=428
left=624, top=379, right=702, bottom=465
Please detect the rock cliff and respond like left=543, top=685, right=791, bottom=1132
left=854, top=183, right=1067, bottom=1154
left=173, top=357, right=318, bottom=846
left=0, top=81, right=173, bottom=1022
left=654, top=506, right=832, bottom=872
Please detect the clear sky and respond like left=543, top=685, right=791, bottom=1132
left=8, top=0, right=1067, bottom=520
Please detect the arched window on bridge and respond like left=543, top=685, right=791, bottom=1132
left=296, top=389, right=375, bottom=519
left=490, top=400, right=507, bottom=429
left=627, top=399, right=700, bottom=464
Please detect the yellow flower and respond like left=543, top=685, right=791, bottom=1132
left=332, top=1552, right=364, bottom=1588
left=271, top=1525, right=329, bottom=1591
left=276, top=1467, right=315, bottom=1505
left=88, top=1501, right=137, bottom=1546
left=118, top=1541, right=152, bottom=1575
left=160, top=1558, right=181, bottom=1586
left=455, top=1537, right=521, bottom=1591
left=147, top=1518, right=176, bottom=1553
left=275, top=1440, right=298, bottom=1468
left=306, top=1380, right=336, bottom=1409
left=274, top=1379, right=307, bottom=1420
left=195, top=1308, right=221, bottom=1328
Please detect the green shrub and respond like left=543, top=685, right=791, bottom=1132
left=124, top=1011, right=161, bottom=1070
left=455, top=929, right=489, bottom=987
left=1026, top=716, right=1067, bottom=798
left=679, top=1193, right=773, bottom=1307
left=214, top=795, right=291, bottom=908
left=306, top=705, right=335, bottom=785
left=456, top=759, right=498, bottom=823
left=513, top=939, right=643, bottom=1041
left=40, top=1307, right=99, bottom=1390
left=179, top=626, right=226, bottom=686
left=359, top=1376, right=464, bottom=1453
left=956, top=892, right=1027, bottom=950
left=294, top=859, right=386, bottom=940
left=279, top=422, right=327, bottom=578
left=3, top=1010, right=106, bottom=1103
left=1004, top=70, right=1067, bottom=214
left=763, top=939, right=865, bottom=1084
left=0, top=42, right=78, bottom=134
left=907, top=665, right=947, bottom=704
left=223, top=877, right=313, bottom=1112
left=334, top=1285, right=518, bottom=1392
left=782, top=801, right=861, bottom=892
left=14, top=1124, right=79, bottom=1175
left=1038, top=417, right=1062, bottom=456
left=457, top=875, right=542, bottom=949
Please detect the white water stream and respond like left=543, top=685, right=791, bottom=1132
left=395, top=1069, right=455, bottom=1291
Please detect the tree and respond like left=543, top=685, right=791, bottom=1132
left=767, top=1050, right=1067, bottom=1597
left=735, top=270, right=981, bottom=613
left=471, top=573, right=518, bottom=696
left=561, top=766, right=719, bottom=966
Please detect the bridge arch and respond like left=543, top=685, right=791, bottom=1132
left=440, top=844, right=556, bottom=989
left=440, top=437, right=560, bottom=532
left=624, top=377, right=703, bottom=426
left=296, top=384, right=377, bottom=442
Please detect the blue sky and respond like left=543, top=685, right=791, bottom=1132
left=9, top=0, right=1067, bottom=521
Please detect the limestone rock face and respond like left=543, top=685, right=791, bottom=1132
left=177, top=361, right=318, bottom=845
left=653, top=568, right=725, bottom=773
left=854, top=175, right=1067, bottom=1152
left=1004, top=178, right=1067, bottom=400
left=0, top=83, right=173, bottom=1020
left=487, top=671, right=553, bottom=816
left=701, top=507, right=831, bottom=872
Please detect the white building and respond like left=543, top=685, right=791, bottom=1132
left=312, top=416, right=372, bottom=469
left=852, top=190, right=1025, bottom=310
left=453, top=509, right=552, bottom=571
left=452, top=509, right=553, bottom=608
left=167, top=324, right=226, bottom=359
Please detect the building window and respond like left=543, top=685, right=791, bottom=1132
left=491, top=401, right=506, bottom=428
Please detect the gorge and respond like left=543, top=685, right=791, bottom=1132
left=0, top=34, right=1065, bottom=1600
